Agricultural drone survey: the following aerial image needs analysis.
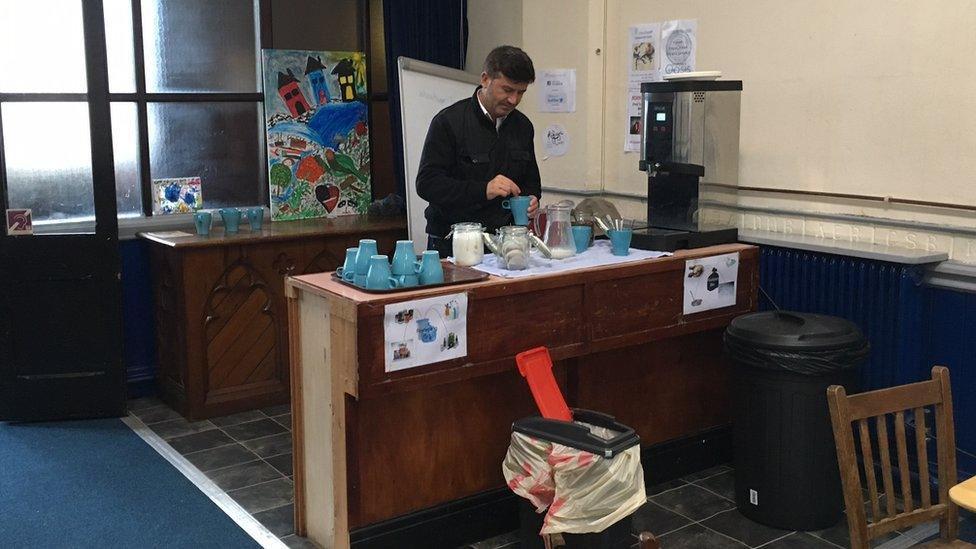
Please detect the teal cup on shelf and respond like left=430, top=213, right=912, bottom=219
left=391, top=240, right=416, bottom=276
left=336, top=247, right=358, bottom=282
left=417, top=250, right=444, bottom=285
left=354, top=239, right=378, bottom=287
left=396, top=273, right=420, bottom=287
left=572, top=225, right=592, bottom=254
left=219, top=208, right=242, bottom=234
left=193, top=211, right=213, bottom=236
left=608, top=228, right=633, bottom=256
left=246, top=207, right=264, bottom=230
left=365, top=255, right=400, bottom=290
left=503, top=195, right=532, bottom=226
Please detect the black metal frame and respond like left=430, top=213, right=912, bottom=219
left=0, top=0, right=270, bottom=220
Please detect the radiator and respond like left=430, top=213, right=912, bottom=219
left=758, top=245, right=927, bottom=391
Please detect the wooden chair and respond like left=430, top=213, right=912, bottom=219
left=827, top=366, right=974, bottom=548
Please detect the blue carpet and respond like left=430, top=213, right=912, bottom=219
left=0, top=418, right=260, bottom=548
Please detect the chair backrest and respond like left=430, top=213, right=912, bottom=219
left=827, top=366, right=959, bottom=549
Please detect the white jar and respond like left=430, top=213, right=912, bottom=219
left=451, top=222, right=485, bottom=266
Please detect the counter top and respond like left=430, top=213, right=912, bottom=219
left=139, top=214, right=406, bottom=248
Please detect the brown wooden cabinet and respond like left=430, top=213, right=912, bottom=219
left=141, top=215, right=406, bottom=420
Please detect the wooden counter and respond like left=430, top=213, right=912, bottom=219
left=140, top=215, right=406, bottom=420
left=285, top=243, right=758, bottom=548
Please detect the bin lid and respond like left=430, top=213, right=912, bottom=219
left=725, top=311, right=865, bottom=351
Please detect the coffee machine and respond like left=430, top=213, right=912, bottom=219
left=633, top=80, right=742, bottom=251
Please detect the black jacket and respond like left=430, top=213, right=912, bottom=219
left=416, top=88, right=542, bottom=237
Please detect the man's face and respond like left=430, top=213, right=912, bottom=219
left=479, top=72, right=529, bottom=119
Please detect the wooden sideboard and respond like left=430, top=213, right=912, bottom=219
left=285, top=243, right=759, bottom=548
left=140, top=215, right=406, bottom=420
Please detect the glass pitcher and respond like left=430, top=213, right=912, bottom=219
left=543, top=200, right=576, bottom=259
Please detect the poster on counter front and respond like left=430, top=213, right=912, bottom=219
left=684, top=252, right=739, bottom=315
left=384, top=292, right=468, bottom=372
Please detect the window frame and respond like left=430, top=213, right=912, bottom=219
left=0, top=0, right=272, bottom=236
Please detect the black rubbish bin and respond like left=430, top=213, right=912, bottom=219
left=513, top=409, right=640, bottom=549
left=724, top=311, right=869, bottom=531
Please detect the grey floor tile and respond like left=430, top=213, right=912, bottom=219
left=228, top=477, right=294, bottom=514
left=207, top=459, right=284, bottom=491
left=261, top=404, right=291, bottom=417
left=130, top=405, right=182, bottom=425
left=168, top=429, right=236, bottom=455
left=659, top=523, right=748, bottom=548
left=253, top=503, right=295, bottom=537
left=467, top=530, right=520, bottom=548
left=128, top=396, right=164, bottom=411
left=222, top=418, right=288, bottom=442
left=631, top=500, right=692, bottom=536
left=242, top=432, right=293, bottom=458
left=184, top=443, right=258, bottom=473
left=650, top=483, right=736, bottom=521
left=280, top=535, right=320, bottom=549
left=762, top=532, right=845, bottom=548
left=695, top=469, right=735, bottom=501
left=701, top=509, right=793, bottom=547
left=681, top=464, right=732, bottom=483
left=272, top=413, right=292, bottom=430
left=210, top=410, right=268, bottom=428
left=265, top=453, right=293, bottom=477
left=646, top=478, right=688, bottom=496
left=809, top=515, right=899, bottom=548
left=149, top=417, right=217, bottom=440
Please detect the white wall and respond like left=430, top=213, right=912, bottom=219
left=465, top=0, right=523, bottom=75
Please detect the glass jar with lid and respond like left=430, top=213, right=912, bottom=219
left=495, top=225, right=531, bottom=270
left=450, top=222, right=485, bottom=266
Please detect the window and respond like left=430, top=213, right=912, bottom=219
left=0, top=0, right=267, bottom=228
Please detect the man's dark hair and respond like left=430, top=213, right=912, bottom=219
left=483, top=45, right=535, bottom=83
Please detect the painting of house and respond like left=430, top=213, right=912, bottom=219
left=262, top=49, right=372, bottom=221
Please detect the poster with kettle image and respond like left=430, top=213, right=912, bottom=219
left=684, top=252, right=738, bottom=315
left=384, top=292, right=468, bottom=373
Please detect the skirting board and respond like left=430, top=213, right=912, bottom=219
left=349, top=424, right=732, bottom=548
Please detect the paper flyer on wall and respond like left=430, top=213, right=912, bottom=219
left=683, top=252, right=739, bottom=315
left=538, top=69, right=576, bottom=113
left=662, top=19, right=697, bottom=76
left=384, top=292, right=468, bottom=372
left=625, top=20, right=697, bottom=152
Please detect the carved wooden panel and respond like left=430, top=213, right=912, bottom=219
left=203, top=259, right=279, bottom=391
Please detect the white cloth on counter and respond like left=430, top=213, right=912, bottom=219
left=464, top=240, right=671, bottom=279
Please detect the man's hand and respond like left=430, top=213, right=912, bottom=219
left=486, top=175, right=521, bottom=200
left=527, top=195, right=539, bottom=215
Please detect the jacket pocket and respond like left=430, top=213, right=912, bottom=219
left=459, top=151, right=492, bottom=180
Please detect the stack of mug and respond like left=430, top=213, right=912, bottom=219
left=337, top=239, right=444, bottom=291
left=194, top=207, right=265, bottom=236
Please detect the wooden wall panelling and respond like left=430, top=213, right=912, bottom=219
left=151, top=247, right=189, bottom=415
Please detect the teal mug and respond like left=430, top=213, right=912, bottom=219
left=396, top=273, right=420, bottom=287
left=194, top=211, right=213, bottom=236
left=366, top=255, right=400, bottom=290
left=246, top=207, right=264, bottom=230
left=417, top=250, right=444, bottom=285
left=608, top=228, right=633, bottom=256
left=572, top=225, right=592, bottom=253
left=354, top=239, right=378, bottom=287
left=336, top=247, right=358, bottom=282
left=503, top=196, right=532, bottom=226
left=391, top=240, right=416, bottom=276
left=219, top=208, right=242, bottom=234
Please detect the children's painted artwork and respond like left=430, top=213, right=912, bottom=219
left=262, top=49, right=372, bottom=221
left=152, top=177, right=203, bottom=215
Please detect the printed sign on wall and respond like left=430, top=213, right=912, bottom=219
left=6, top=209, right=32, bottom=236
left=384, top=292, right=468, bottom=372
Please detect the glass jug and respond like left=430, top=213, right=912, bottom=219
left=543, top=201, right=576, bottom=259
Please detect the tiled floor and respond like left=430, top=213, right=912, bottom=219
left=127, top=396, right=315, bottom=548
left=128, top=397, right=974, bottom=549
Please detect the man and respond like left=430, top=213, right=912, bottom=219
left=416, top=45, right=541, bottom=257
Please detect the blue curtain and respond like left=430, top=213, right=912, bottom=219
left=384, top=0, right=468, bottom=196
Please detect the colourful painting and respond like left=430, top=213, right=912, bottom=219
left=152, top=177, right=203, bottom=215
left=262, top=49, right=372, bottom=221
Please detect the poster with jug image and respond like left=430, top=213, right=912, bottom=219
left=684, top=252, right=738, bottom=315
left=384, top=292, right=468, bottom=372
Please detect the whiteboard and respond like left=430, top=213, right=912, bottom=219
left=397, top=57, right=480, bottom=254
